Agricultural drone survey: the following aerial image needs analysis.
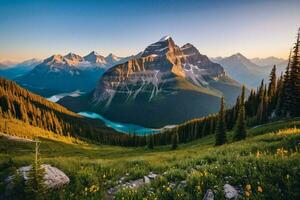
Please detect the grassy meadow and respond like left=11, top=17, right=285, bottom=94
left=1, top=118, right=300, bottom=199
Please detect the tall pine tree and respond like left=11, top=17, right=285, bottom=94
left=268, top=65, right=277, bottom=98
left=279, top=50, right=293, bottom=117
left=234, top=85, right=247, bottom=141
left=25, top=141, right=47, bottom=200
left=288, top=28, right=300, bottom=117
left=215, top=97, right=227, bottom=146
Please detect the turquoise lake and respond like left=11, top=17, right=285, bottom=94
left=78, top=112, right=160, bottom=135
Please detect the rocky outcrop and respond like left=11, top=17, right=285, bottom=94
left=224, top=183, right=240, bottom=199
left=203, top=189, right=214, bottom=200
left=7, top=164, right=69, bottom=189
left=107, top=172, right=158, bottom=198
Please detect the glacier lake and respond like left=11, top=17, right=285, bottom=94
left=78, top=111, right=161, bottom=135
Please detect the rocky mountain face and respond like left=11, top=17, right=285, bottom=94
left=16, top=52, right=126, bottom=97
left=60, top=36, right=243, bottom=128
left=94, top=37, right=228, bottom=102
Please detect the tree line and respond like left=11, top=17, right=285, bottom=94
left=166, top=28, right=300, bottom=147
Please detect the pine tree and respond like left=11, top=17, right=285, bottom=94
left=288, top=28, right=300, bottom=117
left=215, top=97, right=227, bottom=146
left=256, top=80, right=269, bottom=124
left=25, top=141, right=47, bottom=200
left=10, top=168, right=26, bottom=199
left=268, top=65, right=277, bottom=98
left=171, top=128, right=179, bottom=150
left=280, top=50, right=293, bottom=117
left=234, top=85, right=247, bottom=141
left=275, top=73, right=285, bottom=117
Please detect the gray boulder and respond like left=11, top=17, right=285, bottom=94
left=224, top=184, right=239, bottom=199
left=203, top=189, right=214, bottom=200
left=7, top=164, right=69, bottom=189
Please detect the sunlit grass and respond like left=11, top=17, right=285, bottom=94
left=1, top=117, right=300, bottom=199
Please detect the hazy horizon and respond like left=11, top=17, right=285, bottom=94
left=1, top=0, right=299, bottom=62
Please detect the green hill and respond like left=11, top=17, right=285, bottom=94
left=0, top=78, right=151, bottom=146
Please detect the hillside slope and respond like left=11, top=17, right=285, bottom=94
left=1, top=118, right=300, bottom=199
left=0, top=78, right=150, bottom=146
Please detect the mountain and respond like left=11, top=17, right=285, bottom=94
left=214, top=54, right=288, bottom=88
left=105, top=53, right=122, bottom=65
left=251, top=56, right=288, bottom=77
left=251, top=56, right=288, bottom=67
left=0, top=63, right=7, bottom=70
left=0, top=58, right=41, bottom=79
left=16, top=52, right=124, bottom=97
left=214, top=53, right=268, bottom=88
left=83, top=51, right=107, bottom=68
left=59, top=36, right=243, bottom=128
left=0, top=60, right=18, bottom=67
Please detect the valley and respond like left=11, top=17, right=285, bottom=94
left=1, top=1, right=299, bottom=199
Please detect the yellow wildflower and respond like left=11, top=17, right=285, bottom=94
left=276, top=147, right=288, bottom=156
left=256, top=150, right=261, bottom=158
left=245, top=191, right=251, bottom=197
left=257, top=186, right=263, bottom=193
left=103, top=174, right=106, bottom=179
left=166, top=187, right=171, bottom=192
left=246, top=184, right=251, bottom=191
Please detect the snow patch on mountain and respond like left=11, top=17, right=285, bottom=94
left=159, top=35, right=171, bottom=41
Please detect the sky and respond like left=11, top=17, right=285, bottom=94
left=0, top=0, right=299, bottom=62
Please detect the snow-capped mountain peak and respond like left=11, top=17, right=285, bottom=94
left=141, top=36, right=177, bottom=58
left=45, top=54, right=65, bottom=64
left=84, top=51, right=107, bottom=66
left=232, top=52, right=246, bottom=59
left=64, top=53, right=84, bottom=65
left=159, top=35, right=171, bottom=42
left=105, top=53, right=122, bottom=65
left=90, top=51, right=99, bottom=56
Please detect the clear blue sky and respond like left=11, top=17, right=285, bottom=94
left=0, top=0, right=299, bottom=62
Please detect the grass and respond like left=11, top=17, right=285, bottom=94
left=1, top=118, right=300, bottom=199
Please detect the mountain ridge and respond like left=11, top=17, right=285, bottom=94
left=59, top=36, right=243, bottom=128
left=212, top=53, right=287, bottom=88
left=15, top=51, right=128, bottom=96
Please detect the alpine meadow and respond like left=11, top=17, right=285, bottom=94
left=0, top=1, right=300, bottom=200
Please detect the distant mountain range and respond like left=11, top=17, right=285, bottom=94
left=15, top=52, right=130, bottom=96
left=212, top=54, right=287, bottom=88
left=0, top=59, right=41, bottom=79
left=251, top=56, right=287, bottom=67
left=0, top=63, right=7, bottom=70
left=59, top=36, right=243, bottom=128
